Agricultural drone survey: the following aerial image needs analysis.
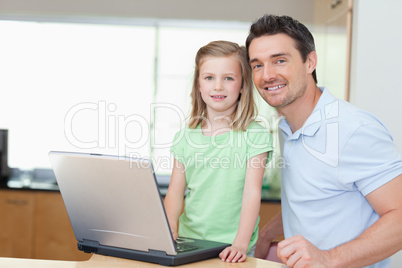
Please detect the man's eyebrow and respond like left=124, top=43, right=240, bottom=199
left=249, top=52, right=291, bottom=64
left=249, top=58, right=259, bottom=64
left=271, top=53, right=290, bottom=58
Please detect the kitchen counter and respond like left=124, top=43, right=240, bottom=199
left=1, top=168, right=281, bottom=202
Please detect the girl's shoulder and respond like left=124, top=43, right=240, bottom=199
left=246, top=120, right=269, bottom=131
left=172, top=124, right=202, bottom=140
left=175, top=124, right=201, bottom=134
left=244, top=121, right=273, bottom=143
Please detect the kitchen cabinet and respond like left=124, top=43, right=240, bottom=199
left=0, top=189, right=90, bottom=261
left=0, top=190, right=34, bottom=258
left=33, top=191, right=90, bottom=261
left=259, top=202, right=283, bottom=241
left=1, top=189, right=281, bottom=260
left=259, top=202, right=281, bottom=229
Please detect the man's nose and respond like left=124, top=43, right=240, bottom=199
left=262, top=65, right=276, bottom=81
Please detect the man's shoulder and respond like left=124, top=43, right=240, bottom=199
left=320, top=88, right=385, bottom=130
left=318, top=88, right=391, bottom=142
left=337, top=99, right=386, bottom=129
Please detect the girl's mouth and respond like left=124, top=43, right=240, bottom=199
left=211, top=95, right=227, bottom=100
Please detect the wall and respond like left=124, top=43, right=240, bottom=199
left=350, top=1, right=402, bottom=266
left=313, top=0, right=351, bottom=101
left=350, top=0, right=402, bottom=153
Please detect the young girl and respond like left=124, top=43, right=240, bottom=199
left=164, top=40, right=273, bottom=263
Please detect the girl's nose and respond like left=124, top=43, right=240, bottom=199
left=214, top=79, right=223, bottom=91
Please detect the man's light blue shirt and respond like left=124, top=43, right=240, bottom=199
left=279, top=87, right=402, bottom=268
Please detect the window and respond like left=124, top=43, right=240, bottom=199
left=0, top=18, right=280, bottom=194
left=0, top=20, right=155, bottom=169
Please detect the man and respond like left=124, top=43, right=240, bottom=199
left=246, top=14, right=402, bottom=267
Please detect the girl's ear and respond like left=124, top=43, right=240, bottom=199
left=240, top=81, right=244, bottom=94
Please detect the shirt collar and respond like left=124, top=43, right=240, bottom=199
left=279, top=87, right=337, bottom=140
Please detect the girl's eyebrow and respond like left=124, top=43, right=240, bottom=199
left=200, top=72, right=237, bottom=76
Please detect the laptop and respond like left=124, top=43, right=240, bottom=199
left=48, top=151, right=230, bottom=266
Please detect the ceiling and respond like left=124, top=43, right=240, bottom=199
left=0, top=0, right=316, bottom=26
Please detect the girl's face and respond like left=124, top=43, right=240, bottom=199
left=198, top=56, right=243, bottom=118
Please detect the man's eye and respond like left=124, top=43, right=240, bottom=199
left=276, top=59, right=285, bottom=64
left=252, top=64, right=262, bottom=70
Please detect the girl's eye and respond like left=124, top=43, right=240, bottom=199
left=225, top=77, right=234, bottom=81
left=205, top=76, right=213, bottom=80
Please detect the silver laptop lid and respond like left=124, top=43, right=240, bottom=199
left=48, top=151, right=177, bottom=255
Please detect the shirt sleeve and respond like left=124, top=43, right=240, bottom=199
left=170, top=128, right=186, bottom=164
left=245, top=122, right=274, bottom=163
left=339, top=122, right=402, bottom=196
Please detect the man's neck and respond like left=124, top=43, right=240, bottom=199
left=279, top=86, right=322, bottom=134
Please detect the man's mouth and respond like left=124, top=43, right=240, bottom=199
left=265, top=84, right=286, bottom=91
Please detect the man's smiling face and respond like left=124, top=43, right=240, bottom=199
left=248, top=33, right=313, bottom=111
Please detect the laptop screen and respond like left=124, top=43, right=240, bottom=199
left=49, top=151, right=177, bottom=255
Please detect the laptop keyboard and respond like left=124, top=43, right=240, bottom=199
left=176, top=243, right=199, bottom=253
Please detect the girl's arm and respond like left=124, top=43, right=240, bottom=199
left=164, top=158, right=187, bottom=240
left=219, top=152, right=268, bottom=262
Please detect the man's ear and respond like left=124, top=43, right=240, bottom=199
left=307, top=51, right=318, bottom=74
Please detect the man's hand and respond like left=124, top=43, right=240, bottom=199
left=278, top=235, right=331, bottom=268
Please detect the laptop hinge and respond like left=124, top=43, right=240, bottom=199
left=78, top=239, right=100, bottom=253
left=148, top=249, right=168, bottom=256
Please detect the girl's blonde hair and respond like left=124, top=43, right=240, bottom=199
left=188, top=40, right=256, bottom=131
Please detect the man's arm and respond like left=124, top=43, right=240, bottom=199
left=255, top=211, right=284, bottom=259
left=277, top=174, right=402, bottom=267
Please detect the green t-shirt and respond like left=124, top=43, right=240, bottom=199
left=170, top=121, right=273, bottom=252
